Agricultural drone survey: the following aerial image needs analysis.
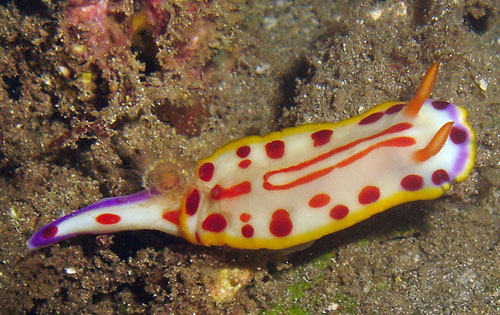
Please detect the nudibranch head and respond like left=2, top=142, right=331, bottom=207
left=28, top=62, right=475, bottom=251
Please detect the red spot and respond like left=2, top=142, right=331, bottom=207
left=186, top=189, right=200, bottom=216
left=41, top=225, right=58, bottom=238
left=401, top=174, right=424, bottom=191
left=385, top=104, right=404, bottom=114
left=269, top=209, right=293, bottom=237
left=210, top=181, right=252, bottom=200
left=432, top=101, right=450, bottom=110
left=240, top=213, right=251, bottom=222
left=96, top=213, right=121, bottom=225
left=311, top=130, right=333, bottom=147
left=308, top=193, right=331, bottom=208
left=432, top=169, right=450, bottom=185
left=238, top=159, right=252, bottom=169
left=330, top=205, right=349, bottom=220
left=265, top=140, right=285, bottom=159
left=450, top=127, right=467, bottom=144
left=359, top=112, right=384, bottom=125
left=201, top=214, right=227, bottom=232
left=242, top=224, right=254, bottom=238
left=358, top=186, right=380, bottom=204
left=162, top=210, right=180, bottom=225
left=236, top=145, right=251, bottom=158
left=198, top=162, right=214, bottom=181
left=195, top=232, right=201, bottom=243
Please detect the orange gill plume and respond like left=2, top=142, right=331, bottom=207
left=143, top=158, right=191, bottom=194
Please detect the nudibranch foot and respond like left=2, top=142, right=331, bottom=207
left=28, top=189, right=182, bottom=249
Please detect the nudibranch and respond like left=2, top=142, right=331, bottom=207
left=29, top=62, right=476, bottom=250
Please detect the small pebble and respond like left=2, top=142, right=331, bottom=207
left=58, top=65, right=70, bottom=78
left=256, top=63, right=271, bottom=74
left=369, top=8, right=383, bottom=20
left=65, top=267, right=77, bottom=275
left=262, top=16, right=278, bottom=30
left=478, top=78, right=488, bottom=91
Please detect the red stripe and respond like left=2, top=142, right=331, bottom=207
left=263, top=123, right=411, bottom=190
left=263, top=135, right=415, bottom=191
left=211, top=181, right=252, bottom=200
left=263, top=123, right=411, bottom=187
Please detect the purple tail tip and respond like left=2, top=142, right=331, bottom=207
left=28, top=189, right=160, bottom=249
left=28, top=223, right=79, bottom=249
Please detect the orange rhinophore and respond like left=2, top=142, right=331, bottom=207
left=404, top=61, right=440, bottom=117
left=414, top=121, right=454, bottom=162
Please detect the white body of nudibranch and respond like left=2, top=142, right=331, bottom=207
left=29, top=62, right=476, bottom=250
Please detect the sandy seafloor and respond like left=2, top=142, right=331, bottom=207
left=0, top=0, right=499, bottom=313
